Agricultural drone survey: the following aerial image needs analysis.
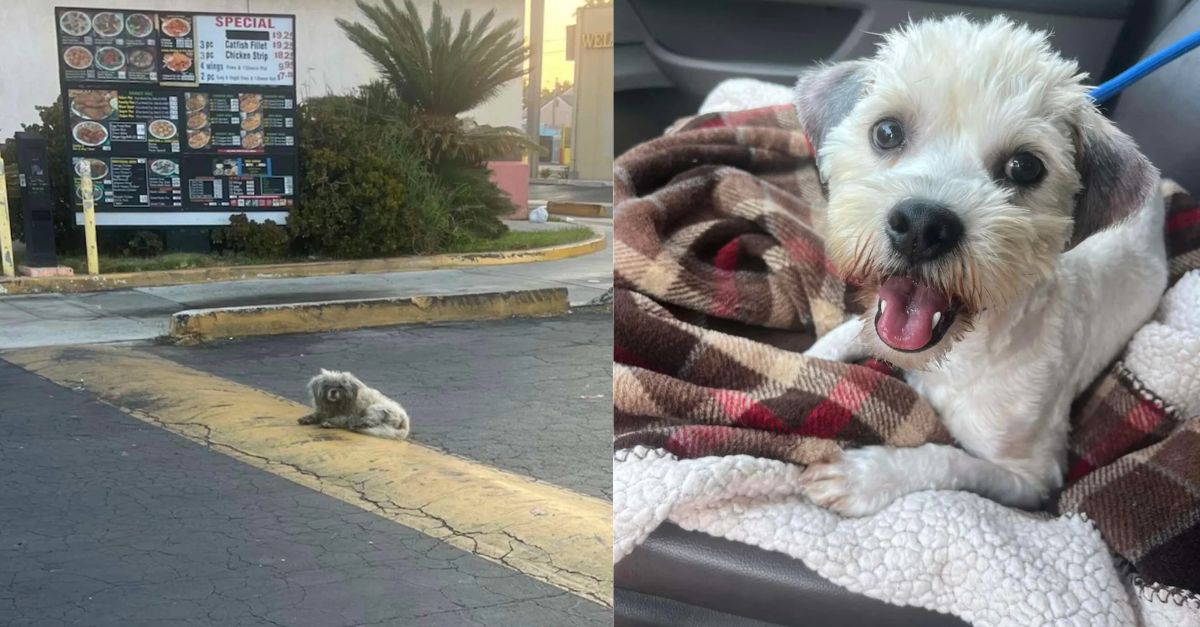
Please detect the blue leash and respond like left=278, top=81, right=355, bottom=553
left=1090, top=29, right=1200, bottom=103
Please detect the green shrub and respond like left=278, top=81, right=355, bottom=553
left=211, top=214, right=290, bottom=258
left=291, top=85, right=508, bottom=258
left=434, top=160, right=512, bottom=240
left=122, top=231, right=164, bottom=257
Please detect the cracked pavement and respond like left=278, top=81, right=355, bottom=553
left=0, top=360, right=610, bottom=626
left=150, top=313, right=614, bottom=500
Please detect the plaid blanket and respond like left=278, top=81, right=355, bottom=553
left=613, top=105, right=1200, bottom=592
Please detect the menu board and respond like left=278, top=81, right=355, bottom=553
left=55, top=7, right=297, bottom=226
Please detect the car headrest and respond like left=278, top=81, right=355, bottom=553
left=1111, top=0, right=1200, bottom=193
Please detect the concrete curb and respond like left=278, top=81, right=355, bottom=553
left=530, top=178, right=612, bottom=188
left=545, top=201, right=612, bottom=218
left=169, top=288, right=569, bottom=341
left=0, top=231, right=606, bottom=296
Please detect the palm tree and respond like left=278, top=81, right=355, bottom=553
left=337, top=0, right=527, bottom=118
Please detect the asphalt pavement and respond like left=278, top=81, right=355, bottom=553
left=0, top=360, right=609, bottom=627
left=0, top=202, right=615, bottom=624
left=150, top=313, right=614, bottom=500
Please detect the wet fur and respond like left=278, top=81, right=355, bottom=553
left=298, top=369, right=411, bottom=440
left=796, top=16, right=1166, bottom=516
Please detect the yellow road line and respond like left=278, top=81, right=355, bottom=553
left=4, top=345, right=612, bottom=605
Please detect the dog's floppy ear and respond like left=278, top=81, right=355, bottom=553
left=1067, top=107, right=1157, bottom=249
left=793, top=61, right=868, bottom=158
left=306, top=374, right=321, bottom=402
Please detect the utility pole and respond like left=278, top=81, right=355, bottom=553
left=525, top=0, right=544, bottom=179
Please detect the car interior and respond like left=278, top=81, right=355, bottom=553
left=613, top=0, right=1200, bottom=624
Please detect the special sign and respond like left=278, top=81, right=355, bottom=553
left=196, top=15, right=295, bottom=85
left=55, top=7, right=298, bottom=227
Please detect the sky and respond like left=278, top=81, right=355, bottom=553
left=524, top=0, right=581, bottom=91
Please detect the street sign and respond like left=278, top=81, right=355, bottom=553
left=54, top=7, right=298, bottom=227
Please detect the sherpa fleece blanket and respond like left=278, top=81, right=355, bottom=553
left=612, top=103, right=1200, bottom=625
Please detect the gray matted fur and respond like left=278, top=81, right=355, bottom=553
left=299, top=369, right=411, bottom=440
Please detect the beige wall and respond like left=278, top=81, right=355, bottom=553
left=570, top=4, right=612, bottom=181
left=0, top=0, right=523, bottom=138
left=540, top=96, right=572, bottom=129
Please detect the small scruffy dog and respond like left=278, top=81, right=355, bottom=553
left=298, top=369, right=411, bottom=440
left=796, top=16, right=1166, bottom=516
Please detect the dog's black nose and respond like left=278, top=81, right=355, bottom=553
left=885, top=199, right=963, bottom=264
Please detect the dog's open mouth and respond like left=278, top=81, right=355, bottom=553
left=874, top=276, right=959, bottom=352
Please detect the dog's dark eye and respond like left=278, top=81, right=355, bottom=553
left=1005, top=152, right=1044, bottom=186
left=871, top=118, right=905, bottom=151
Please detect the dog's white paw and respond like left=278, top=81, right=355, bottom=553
left=798, top=446, right=909, bottom=517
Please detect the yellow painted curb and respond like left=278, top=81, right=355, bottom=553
left=3, top=345, right=613, bottom=606
left=0, top=232, right=606, bottom=296
left=547, top=201, right=612, bottom=218
left=170, top=288, right=569, bottom=341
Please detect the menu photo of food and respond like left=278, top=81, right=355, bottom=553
left=238, top=94, right=266, bottom=151
left=150, top=158, right=180, bottom=178
left=213, top=158, right=241, bottom=177
left=70, top=89, right=116, bottom=121
left=73, top=157, right=110, bottom=181
left=73, top=174, right=107, bottom=205
left=146, top=158, right=184, bottom=208
left=148, top=119, right=179, bottom=144
left=90, top=11, right=124, bottom=40
left=124, top=13, right=156, bottom=42
left=58, top=10, right=93, bottom=41
left=94, top=45, right=128, bottom=78
left=68, top=90, right=117, bottom=150
left=185, top=92, right=212, bottom=150
left=58, top=9, right=159, bottom=83
left=157, top=14, right=196, bottom=84
left=160, top=15, right=193, bottom=42
left=125, top=46, right=157, bottom=80
left=62, top=43, right=158, bottom=82
left=58, top=9, right=126, bottom=43
left=160, top=50, right=196, bottom=84
left=138, top=116, right=183, bottom=154
left=163, top=51, right=194, bottom=74
left=73, top=156, right=110, bottom=206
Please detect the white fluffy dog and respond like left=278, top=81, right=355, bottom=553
left=796, top=16, right=1167, bottom=516
left=299, top=369, right=411, bottom=440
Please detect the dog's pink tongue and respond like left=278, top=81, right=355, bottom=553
left=875, top=276, right=949, bottom=351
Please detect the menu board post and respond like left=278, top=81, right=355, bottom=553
left=80, top=175, right=99, bottom=274
left=0, top=156, right=14, bottom=277
left=15, top=133, right=60, bottom=268
left=55, top=7, right=298, bottom=231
